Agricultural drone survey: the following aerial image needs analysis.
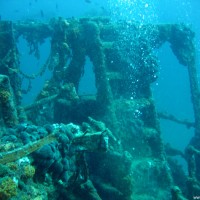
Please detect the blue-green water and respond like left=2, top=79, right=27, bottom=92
left=0, top=0, right=200, bottom=198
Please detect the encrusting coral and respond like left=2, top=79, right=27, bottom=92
left=0, top=75, right=18, bottom=127
left=0, top=177, right=17, bottom=200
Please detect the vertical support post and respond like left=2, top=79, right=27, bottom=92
left=187, top=62, right=200, bottom=136
left=0, top=75, right=18, bottom=127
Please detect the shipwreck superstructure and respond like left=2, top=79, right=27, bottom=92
left=0, top=17, right=199, bottom=200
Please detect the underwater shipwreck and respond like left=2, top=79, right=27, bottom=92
left=0, top=17, right=199, bottom=200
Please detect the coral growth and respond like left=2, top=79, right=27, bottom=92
left=0, top=90, right=11, bottom=103
left=22, top=165, right=35, bottom=179
left=0, top=177, right=17, bottom=200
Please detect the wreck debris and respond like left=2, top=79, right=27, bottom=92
left=0, top=133, right=56, bottom=165
left=0, top=122, right=110, bottom=199
left=158, top=112, right=195, bottom=128
left=0, top=124, right=109, bottom=165
left=171, top=186, right=188, bottom=200
left=24, top=94, right=58, bottom=111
